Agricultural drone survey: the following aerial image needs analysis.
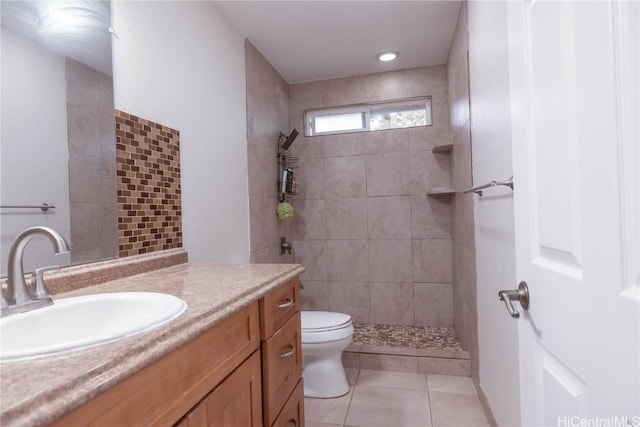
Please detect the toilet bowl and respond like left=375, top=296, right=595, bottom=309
left=301, top=311, right=354, bottom=398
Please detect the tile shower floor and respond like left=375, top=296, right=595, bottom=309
left=304, top=369, right=491, bottom=427
left=352, top=323, right=463, bottom=350
left=343, top=324, right=470, bottom=376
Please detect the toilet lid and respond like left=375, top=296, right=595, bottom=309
left=301, top=311, right=352, bottom=332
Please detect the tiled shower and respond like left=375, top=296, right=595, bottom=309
left=246, top=15, right=476, bottom=372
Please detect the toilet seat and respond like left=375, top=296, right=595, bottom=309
left=301, top=311, right=352, bottom=332
left=301, top=311, right=353, bottom=344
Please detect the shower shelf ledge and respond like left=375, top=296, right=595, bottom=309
left=432, top=143, right=453, bottom=153
left=427, top=188, right=455, bottom=196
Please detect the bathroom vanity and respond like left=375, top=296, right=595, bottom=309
left=0, top=254, right=305, bottom=427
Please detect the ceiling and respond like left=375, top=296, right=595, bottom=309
left=213, top=1, right=461, bottom=84
left=0, top=1, right=112, bottom=75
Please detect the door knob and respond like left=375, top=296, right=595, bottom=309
left=498, top=281, right=530, bottom=318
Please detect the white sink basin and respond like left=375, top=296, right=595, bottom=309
left=0, top=292, right=187, bottom=360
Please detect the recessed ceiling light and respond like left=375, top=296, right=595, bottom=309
left=376, top=50, right=399, bottom=62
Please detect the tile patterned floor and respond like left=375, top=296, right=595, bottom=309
left=305, top=369, right=490, bottom=427
left=352, top=323, right=463, bottom=351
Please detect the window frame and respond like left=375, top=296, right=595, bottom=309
left=304, top=96, right=432, bottom=137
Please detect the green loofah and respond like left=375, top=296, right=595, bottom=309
left=276, top=202, right=294, bottom=220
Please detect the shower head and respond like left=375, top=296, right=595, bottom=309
left=282, top=129, right=298, bottom=151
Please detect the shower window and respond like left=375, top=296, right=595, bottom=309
left=305, top=97, right=432, bottom=136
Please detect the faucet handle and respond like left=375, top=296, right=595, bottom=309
left=32, top=265, right=60, bottom=300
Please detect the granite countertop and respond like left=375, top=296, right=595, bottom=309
left=0, top=262, right=305, bottom=426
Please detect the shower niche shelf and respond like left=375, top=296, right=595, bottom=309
left=432, top=143, right=453, bottom=153
left=427, top=188, right=455, bottom=196
left=428, top=142, right=454, bottom=197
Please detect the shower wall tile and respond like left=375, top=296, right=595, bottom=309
left=411, top=195, right=451, bottom=238
left=250, top=246, right=280, bottom=264
left=67, top=104, right=99, bottom=155
left=328, top=281, right=371, bottom=323
left=69, top=153, right=103, bottom=203
left=367, top=196, right=412, bottom=239
left=248, top=144, right=278, bottom=198
left=361, top=70, right=409, bottom=103
left=365, top=152, right=411, bottom=197
left=293, top=240, right=327, bottom=280
left=323, top=75, right=365, bottom=107
left=370, top=282, right=415, bottom=325
left=410, top=151, right=450, bottom=195
left=115, top=111, right=182, bottom=258
left=70, top=203, right=103, bottom=252
left=327, top=239, right=369, bottom=281
left=414, top=283, right=454, bottom=327
left=326, top=198, right=368, bottom=240
left=287, top=64, right=454, bottom=328
left=323, top=132, right=366, bottom=157
left=448, top=3, right=478, bottom=369
left=293, top=199, right=326, bottom=240
left=324, top=155, right=367, bottom=198
left=368, top=239, right=413, bottom=282
left=294, top=157, right=325, bottom=199
left=412, top=239, right=452, bottom=283
left=245, top=40, right=292, bottom=263
left=66, top=58, right=118, bottom=265
left=365, top=127, right=410, bottom=154
left=408, top=105, right=451, bottom=152
left=300, top=280, right=329, bottom=311
left=405, top=65, right=448, bottom=106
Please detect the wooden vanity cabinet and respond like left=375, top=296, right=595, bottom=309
left=52, top=276, right=304, bottom=427
left=54, top=303, right=261, bottom=427
left=260, top=277, right=304, bottom=427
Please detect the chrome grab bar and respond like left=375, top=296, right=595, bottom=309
left=0, top=203, right=56, bottom=212
left=461, top=176, right=514, bottom=197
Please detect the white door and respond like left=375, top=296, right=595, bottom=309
left=507, top=1, right=639, bottom=425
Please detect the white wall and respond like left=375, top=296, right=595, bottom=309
left=0, top=28, right=72, bottom=275
left=111, top=1, right=250, bottom=263
left=467, top=2, right=521, bottom=426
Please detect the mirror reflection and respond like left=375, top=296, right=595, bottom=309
left=1, top=1, right=117, bottom=276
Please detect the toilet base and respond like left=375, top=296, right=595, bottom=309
left=303, top=355, right=349, bottom=398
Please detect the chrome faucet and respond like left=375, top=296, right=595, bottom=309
left=2, top=226, right=70, bottom=317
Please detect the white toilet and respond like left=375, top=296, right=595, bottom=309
left=301, top=311, right=354, bottom=398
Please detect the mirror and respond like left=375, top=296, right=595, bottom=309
left=0, top=1, right=116, bottom=276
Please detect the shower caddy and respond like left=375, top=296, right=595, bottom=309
left=277, top=130, right=299, bottom=202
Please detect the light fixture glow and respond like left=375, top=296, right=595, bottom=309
left=376, top=51, right=399, bottom=62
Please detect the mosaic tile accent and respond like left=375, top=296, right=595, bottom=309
left=352, top=323, right=462, bottom=351
left=115, top=111, right=182, bottom=257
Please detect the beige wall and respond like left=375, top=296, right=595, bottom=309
left=245, top=41, right=294, bottom=263
left=288, top=66, right=454, bottom=326
left=447, top=3, right=479, bottom=377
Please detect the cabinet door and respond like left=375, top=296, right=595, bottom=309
left=186, top=351, right=262, bottom=427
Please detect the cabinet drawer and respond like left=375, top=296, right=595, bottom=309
left=260, top=277, right=300, bottom=340
left=271, top=379, right=304, bottom=427
left=261, top=312, right=302, bottom=426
